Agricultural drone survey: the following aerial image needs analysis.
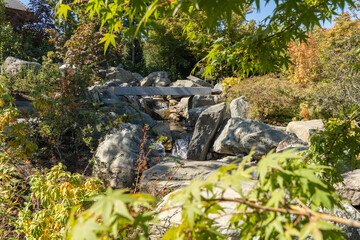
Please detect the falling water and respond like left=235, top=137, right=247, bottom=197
left=171, top=134, right=192, bottom=159
left=154, top=142, right=166, bottom=158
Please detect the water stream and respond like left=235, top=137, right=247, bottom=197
left=171, top=134, right=192, bottom=159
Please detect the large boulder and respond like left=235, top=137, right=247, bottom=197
left=141, top=156, right=249, bottom=195
left=94, top=123, right=159, bottom=189
left=153, top=193, right=360, bottom=240
left=141, top=71, right=170, bottom=87
left=334, top=169, right=360, bottom=206
left=106, top=66, right=137, bottom=84
left=286, top=119, right=324, bottom=143
left=186, top=106, right=210, bottom=127
left=230, top=96, right=250, bottom=118
left=212, top=118, right=304, bottom=159
left=191, top=95, right=221, bottom=109
left=187, top=103, right=227, bottom=161
left=151, top=182, right=256, bottom=239
left=241, top=129, right=304, bottom=159
left=186, top=75, right=213, bottom=87
left=1, top=57, right=41, bottom=76
left=132, top=72, right=143, bottom=82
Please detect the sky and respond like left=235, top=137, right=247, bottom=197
left=246, top=1, right=349, bottom=28
left=19, top=0, right=348, bottom=29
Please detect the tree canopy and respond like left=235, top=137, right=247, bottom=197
left=57, top=0, right=356, bottom=76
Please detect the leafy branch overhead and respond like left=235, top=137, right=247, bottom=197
left=56, top=0, right=356, bottom=76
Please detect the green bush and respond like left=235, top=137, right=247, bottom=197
left=224, top=75, right=305, bottom=125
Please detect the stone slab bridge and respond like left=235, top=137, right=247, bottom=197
left=110, top=87, right=221, bottom=96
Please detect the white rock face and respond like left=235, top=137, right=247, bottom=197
left=106, top=67, right=136, bottom=83
left=230, top=96, right=250, bottom=118
left=286, top=119, right=324, bottom=143
left=141, top=71, right=170, bottom=87
left=1, top=56, right=41, bottom=76
left=94, top=123, right=159, bottom=188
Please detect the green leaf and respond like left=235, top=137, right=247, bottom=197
left=57, top=4, right=72, bottom=21
left=99, top=33, right=117, bottom=54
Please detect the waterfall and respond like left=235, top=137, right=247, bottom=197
left=171, top=134, right=192, bottom=159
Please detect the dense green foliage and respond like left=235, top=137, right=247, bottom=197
left=58, top=0, right=356, bottom=77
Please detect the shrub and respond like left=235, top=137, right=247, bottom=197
left=223, top=74, right=305, bottom=124
left=0, top=51, right=62, bottom=94
left=16, top=163, right=105, bottom=240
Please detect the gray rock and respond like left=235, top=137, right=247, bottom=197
left=241, top=129, right=304, bottom=159
left=187, top=103, right=227, bottom=161
left=142, top=155, right=255, bottom=194
left=152, top=122, right=173, bottom=151
left=132, top=72, right=143, bottom=82
left=141, top=158, right=234, bottom=195
left=191, top=95, right=221, bottom=109
left=94, top=123, right=159, bottom=189
left=186, top=106, right=210, bottom=127
left=1, top=57, right=41, bottom=76
left=230, top=96, right=250, bottom=118
left=276, top=141, right=309, bottom=154
left=334, top=169, right=360, bottom=206
left=213, top=82, right=223, bottom=91
left=141, top=71, right=170, bottom=87
left=152, top=182, right=256, bottom=239
left=112, top=104, right=157, bottom=128
left=106, top=67, right=135, bottom=83
left=325, top=201, right=360, bottom=240
left=213, top=118, right=304, bottom=158
left=213, top=118, right=271, bottom=155
left=186, top=75, right=213, bottom=87
left=286, top=119, right=324, bottom=143
left=176, top=97, right=191, bottom=119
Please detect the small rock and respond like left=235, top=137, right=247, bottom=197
left=230, top=96, right=250, bottom=118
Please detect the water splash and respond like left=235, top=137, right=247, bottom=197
left=172, top=134, right=192, bottom=159
left=154, top=142, right=166, bottom=158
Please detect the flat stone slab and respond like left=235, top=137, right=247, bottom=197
left=111, top=87, right=213, bottom=96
